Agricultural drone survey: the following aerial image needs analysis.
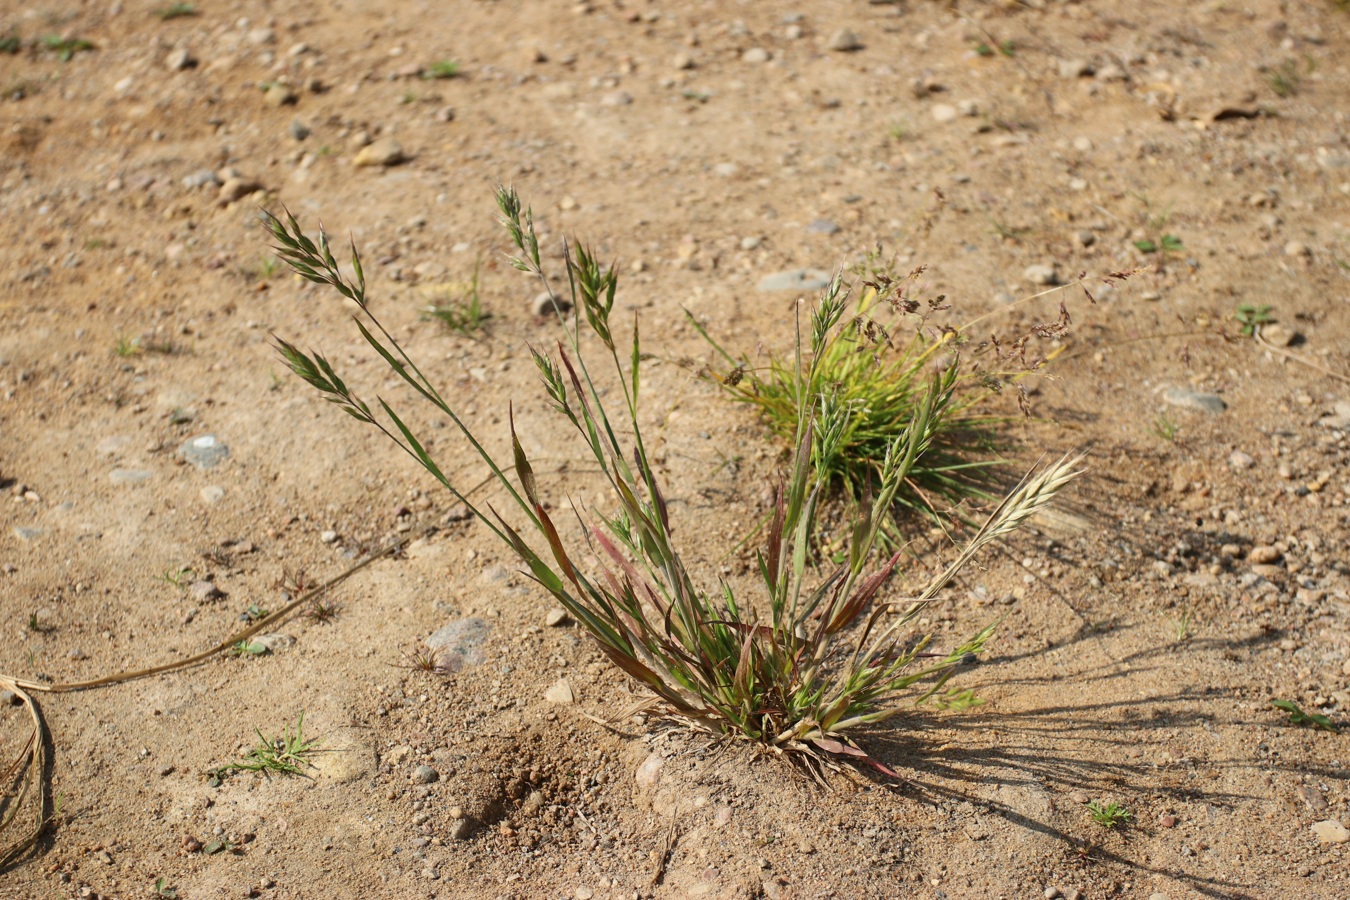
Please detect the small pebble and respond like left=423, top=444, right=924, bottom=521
left=1023, top=263, right=1060, bottom=286
left=742, top=48, right=771, bottom=64
left=320, top=530, right=339, bottom=544
left=1228, top=451, right=1255, bottom=470
left=411, top=765, right=440, bottom=785
left=1284, top=240, right=1311, bottom=258
left=1247, top=545, right=1281, bottom=565
left=740, top=236, right=762, bottom=251
left=531, top=292, right=570, bottom=316
left=545, top=609, right=569, bottom=627
left=931, top=103, right=958, bottom=123
left=166, top=48, right=196, bottom=71
left=545, top=679, right=574, bottom=704
left=806, top=219, right=840, bottom=235
left=353, top=138, right=405, bottom=167
left=827, top=29, right=862, bottom=52
left=189, top=581, right=222, bottom=602
left=672, top=52, right=695, bottom=70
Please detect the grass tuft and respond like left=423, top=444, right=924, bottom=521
left=1087, top=800, right=1133, bottom=829
left=691, top=255, right=1063, bottom=539
left=264, top=192, right=1080, bottom=776
left=211, top=712, right=320, bottom=781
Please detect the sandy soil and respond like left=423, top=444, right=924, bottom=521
left=2, top=0, right=1349, bottom=898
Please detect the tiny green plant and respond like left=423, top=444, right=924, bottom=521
left=1234, top=303, right=1275, bottom=337
left=262, top=190, right=1080, bottom=776
left=0, top=33, right=20, bottom=55
left=1152, top=413, right=1179, bottom=443
left=974, top=39, right=1015, bottom=58
left=156, top=3, right=198, bottom=19
left=1272, top=699, right=1339, bottom=733
left=1172, top=602, right=1193, bottom=641
left=422, top=59, right=460, bottom=80
left=258, top=255, right=280, bottom=279
left=887, top=122, right=910, bottom=142
left=114, top=336, right=140, bottom=358
left=230, top=639, right=269, bottom=657
left=41, top=35, right=95, bottom=61
left=1087, top=800, right=1133, bottom=829
left=424, top=256, right=489, bottom=335
left=1134, top=234, right=1183, bottom=255
left=1268, top=60, right=1300, bottom=98
left=160, top=565, right=196, bottom=588
left=242, top=603, right=270, bottom=623
left=681, top=89, right=711, bottom=103
left=214, top=712, right=320, bottom=779
left=154, top=877, right=178, bottom=899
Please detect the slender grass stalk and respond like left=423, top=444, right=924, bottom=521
left=265, top=190, right=1080, bottom=774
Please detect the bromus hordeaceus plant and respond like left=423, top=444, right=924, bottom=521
left=265, top=187, right=1081, bottom=777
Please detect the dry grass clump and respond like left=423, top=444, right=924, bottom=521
left=264, top=188, right=1079, bottom=775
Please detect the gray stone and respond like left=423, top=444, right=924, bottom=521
left=353, top=138, right=405, bottom=167
left=183, top=169, right=222, bottom=189
left=110, top=468, right=154, bottom=485
left=425, top=617, right=491, bottom=672
left=1164, top=388, right=1226, bottom=414
left=289, top=120, right=311, bottom=141
left=806, top=219, right=840, bottom=235
left=756, top=269, right=833, bottom=293
left=411, top=765, right=440, bottom=784
left=448, top=818, right=474, bottom=841
left=178, top=434, right=229, bottom=469
left=13, top=526, right=42, bottom=542
left=827, top=29, right=863, bottom=52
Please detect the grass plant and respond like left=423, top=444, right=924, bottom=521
left=1272, top=699, right=1338, bottom=733
left=212, top=712, right=320, bottom=780
left=422, top=59, right=461, bottom=80
left=1087, top=800, right=1133, bottom=829
left=41, top=35, right=94, bottom=61
left=424, top=256, right=489, bottom=335
left=156, top=3, right=198, bottom=19
left=692, top=260, right=1063, bottom=537
left=264, top=190, right=1080, bottom=774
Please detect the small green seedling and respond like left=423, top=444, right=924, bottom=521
left=1087, top=800, right=1133, bottom=829
left=202, top=838, right=234, bottom=854
left=1134, top=234, right=1183, bottom=254
left=681, top=89, right=711, bottom=103
left=160, top=566, right=196, bottom=589
left=154, top=877, right=178, bottom=899
left=1152, top=413, right=1179, bottom=443
left=1234, top=303, right=1275, bottom=337
left=424, top=256, right=488, bottom=336
left=114, top=336, right=141, bottom=358
left=242, top=603, right=270, bottom=623
left=1273, top=699, right=1339, bottom=733
left=230, top=639, right=270, bottom=657
left=258, top=255, right=280, bottom=279
left=0, top=34, right=21, bottom=54
left=1173, top=603, right=1194, bottom=642
left=156, top=3, right=198, bottom=19
left=215, top=712, right=320, bottom=779
left=422, top=59, right=460, bottom=80
left=42, top=35, right=94, bottom=61
left=974, top=39, right=1015, bottom=58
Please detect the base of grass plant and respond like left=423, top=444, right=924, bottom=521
left=264, top=190, right=1081, bottom=779
left=689, top=279, right=1044, bottom=544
